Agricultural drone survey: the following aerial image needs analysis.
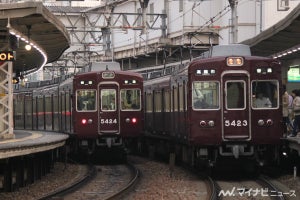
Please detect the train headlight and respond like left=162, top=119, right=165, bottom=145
left=125, top=117, right=137, bottom=124
left=81, top=119, right=92, bottom=125
left=208, top=120, right=215, bottom=127
left=257, top=119, right=264, bottom=126
left=227, top=58, right=234, bottom=65
left=226, top=57, right=243, bottom=66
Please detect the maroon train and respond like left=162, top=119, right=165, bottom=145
left=142, top=44, right=284, bottom=169
left=71, top=68, right=143, bottom=153
left=13, top=62, right=143, bottom=157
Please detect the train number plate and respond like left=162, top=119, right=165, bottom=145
left=100, top=118, right=117, bottom=124
left=224, top=120, right=248, bottom=127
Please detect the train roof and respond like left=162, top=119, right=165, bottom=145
left=211, top=44, right=251, bottom=57
left=195, top=44, right=251, bottom=59
left=79, top=61, right=121, bottom=73
left=75, top=69, right=143, bottom=79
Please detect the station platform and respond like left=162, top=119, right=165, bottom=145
left=0, top=130, right=69, bottom=159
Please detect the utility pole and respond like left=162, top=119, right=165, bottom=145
left=229, top=0, right=238, bottom=43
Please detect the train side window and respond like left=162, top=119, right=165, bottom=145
left=164, top=90, right=171, bottom=112
left=146, top=92, right=153, bottom=112
left=179, top=84, right=184, bottom=112
left=76, top=90, right=96, bottom=111
left=101, top=89, right=116, bottom=111
left=252, top=80, right=279, bottom=109
left=173, top=86, right=178, bottom=112
left=120, top=89, right=141, bottom=110
left=154, top=90, right=162, bottom=112
left=192, top=81, right=219, bottom=110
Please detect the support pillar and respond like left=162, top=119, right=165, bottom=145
left=0, top=62, right=14, bottom=139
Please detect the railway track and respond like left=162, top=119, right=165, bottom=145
left=4, top=155, right=295, bottom=200
left=38, top=163, right=139, bottom=200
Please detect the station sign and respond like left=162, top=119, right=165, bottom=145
left=0, top=51, right=15, bottom=62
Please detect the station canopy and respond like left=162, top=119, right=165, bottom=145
left=0, top=2, right=70, bottom=74
left=242, top=3, right=300, bottom=61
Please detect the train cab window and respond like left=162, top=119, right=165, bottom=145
left=121, top=89, right=141, bottom=110
left=76, top=90, right=96, bottom=111
left=226, top=81, right=245, bottom=109
left=252, top=80, right=279, bottom=109
left=192, top=81, right=219, bottom=110
left=101, top=89, right=116, bottom=111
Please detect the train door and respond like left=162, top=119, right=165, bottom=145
left=98, top=83, right=120, bottom=134
left=222, top=72, right=250, bottom=140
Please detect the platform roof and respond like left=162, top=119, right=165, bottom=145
left=0, top=2, right=70, bottom=73
left=242, top=3, right=300, bottom=61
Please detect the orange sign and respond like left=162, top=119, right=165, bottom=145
left=0, top=51, right=14, bottom=61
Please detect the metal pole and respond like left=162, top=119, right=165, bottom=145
left=229, top=0, right=238, bottom=43
left=139, top=0, right=149, bottom=35
left=260, top=0, right=263, bottom=32
left=8, top=62, right=13, bottom=135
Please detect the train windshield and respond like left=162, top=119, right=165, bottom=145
left=192, top=81, right=219, bottom=110
left=101, top=89, right=116, bottom=111
left=76, top=90, right=96, bottom=111
left=226, top=81, right=245, bottom=109
left=252, top=80, right=279, bottom=109
left=120, top=89, right=141, bottom=110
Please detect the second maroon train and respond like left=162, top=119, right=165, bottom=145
left=13, top=44, right=284, bottom=168
left=14, top=62, right=143, bottom=160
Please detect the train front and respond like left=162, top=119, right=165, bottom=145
left=188, top=56, right=283, bottom=167
left=73, top=70, right=143, bottom=152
